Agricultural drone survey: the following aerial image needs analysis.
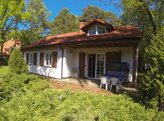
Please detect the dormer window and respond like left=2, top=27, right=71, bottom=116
left=88, top=26, right=96, bottom=35
left=98, top=26, right=106, bottom=34
left=88, top=25, right=106, bottom=35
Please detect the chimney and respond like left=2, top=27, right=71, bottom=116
left=79, top=20, right=86, bottom=33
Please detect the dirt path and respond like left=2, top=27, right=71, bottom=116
left=48, top=78, right=113, bottom=96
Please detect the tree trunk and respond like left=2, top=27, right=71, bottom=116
left=0, top=43, right=4, bottom=59
left=158, top=95, right=164, bottom=111
left=139, top=0, right=157, bottom=35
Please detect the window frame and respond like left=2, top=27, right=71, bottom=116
left=29, top=53, right=34, bottom=65
left=44, top=52, right=52, bottom=67
left=88, top=25, right=106, bottom=35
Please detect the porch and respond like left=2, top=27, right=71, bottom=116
left=48, top=77, right=138, bottom=95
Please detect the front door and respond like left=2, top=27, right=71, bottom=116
left=88, top=54, right=105, bottom=78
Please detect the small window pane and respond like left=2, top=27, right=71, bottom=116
left=45, top=53, right=52, bottom=66
left=88, top=26, right=96, bottom=35
left=98, top=26, right=106, bottom=34
left=29, top=54, right=33, bottom=65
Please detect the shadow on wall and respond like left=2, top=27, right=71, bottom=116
left=28, top=66, right=58, bottom=78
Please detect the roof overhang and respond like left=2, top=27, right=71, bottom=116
left=22, top=37, right=141, bottom=51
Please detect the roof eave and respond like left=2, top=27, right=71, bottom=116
left=21, top=36, right=142, bottom=51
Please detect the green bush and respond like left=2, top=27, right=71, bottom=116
left=0, top=67, right=163, bottom=120
left=1, top=88, right=162, bottom=121
left=8, top=47, right=28, bottom=74
left=139, top=30, right=164, bottom=111
left=0, top=66, right=8, bottom=78
left=0, top=73, right=48, bottom=100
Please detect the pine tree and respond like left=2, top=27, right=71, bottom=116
left=8, top=48, right=28, bottom=74
left=139, top=29, right=164, bottom=111
left=18, top=0, right=51, bottom=45
left=79, top=5, right=121, bottom=26
left=50, top=8, right=79, bottom=35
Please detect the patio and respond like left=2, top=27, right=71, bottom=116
left=47, top=78, right=138, bottom=96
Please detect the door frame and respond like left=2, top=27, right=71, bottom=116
left=87, top=53, right=106, bottom=79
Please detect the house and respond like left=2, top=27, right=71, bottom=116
left=22, top=19, right=142, bottom=85
left=0, top=39, right=22, bottom=55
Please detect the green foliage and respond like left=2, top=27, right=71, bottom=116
left=0, top=65, right=163, bottom=120
left=0, top=89, right=160, bottom=121
left=0, top=66, right=8, bottom=78
left=110, top=0, right=164, bottom=71
left=8, top=47, right=28, bottom=74
left=50, top=8, right=79, bottom=35
left=80, top=5, right=122, bottom=26
left=0, top=0, right=29, bottom=45
left=18, top=0, right=51, bottom=45
left=139, top=30, right=164, bottom=111
left=0, top=72, right=49, bottom=101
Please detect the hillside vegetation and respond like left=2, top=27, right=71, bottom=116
left=0, top=66, right=164, bottom=121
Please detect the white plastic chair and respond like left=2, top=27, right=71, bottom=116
left=72, top=68, right=79, bottom=78
left=109, top=77, right=121, bottom=92
left=100, top=76, right=110, bottom=90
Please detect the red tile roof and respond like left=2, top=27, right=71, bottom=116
left=81, top=19, right=114, bottom=32
left=22, top=20, right=142, bottom=50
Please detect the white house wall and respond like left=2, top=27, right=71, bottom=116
left=24, top=46, right=134, bottom=81
left=24, top=48, right=62, bottom=79
left=62, top=48, right=75, bottom=78
left=72, top=47, right=133, bottom=82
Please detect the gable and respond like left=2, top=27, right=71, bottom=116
left=81, top=19, right=114, bottom=33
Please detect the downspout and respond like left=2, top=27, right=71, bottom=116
left=59, top=45, right=64, bottom=79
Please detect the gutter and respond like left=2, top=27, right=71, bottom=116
left=59, top=44, right=64, bottom=79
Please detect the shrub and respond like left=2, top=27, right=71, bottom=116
left=139, top=30, right=164, bottom=111
left=0, top=66, right=8, bottom=78
left=1, top=88, right=162, bottom=121
left=8, top=47, right=28, bottom=74
left=0, top=73, right=48, bottom=100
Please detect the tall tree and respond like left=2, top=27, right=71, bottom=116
left=50, top=8, right=79, bottom=35
left=139, top=29, right=164, bottom=111
left=79, top=5, right=121, bottom=26
left=0, top=0, right=28, bottom=56
left=107, top=0, right=164, bottom=111
left=110, top=0, right=164, bottom=71
left=120, top=0, right=164, bottom=34
left=19, top=0, right=51, bottom=45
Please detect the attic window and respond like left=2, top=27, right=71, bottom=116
left=88, top=25, right=106, bottom=35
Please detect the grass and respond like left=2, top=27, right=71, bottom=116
left=0, top=66, right=8, bottom=77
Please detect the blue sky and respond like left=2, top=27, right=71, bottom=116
left=42, top=0, right=121, bottom=21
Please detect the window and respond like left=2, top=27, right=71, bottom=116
left=45, top=53, right=52, bottom=66
left=88, top=25, right=106, bottom=35
left=29, top=53, right=33, bottom=65
left=28, top=53, right=37, bottom=65
left=26, top=53, right=29, bottom=64
left=98, top=26, right=106, bottom=34
left=33, top=53, right=37, bottom=65
left=40, top=52, right=58, bottom=67
left=88, top=26, right=96, bottom=35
